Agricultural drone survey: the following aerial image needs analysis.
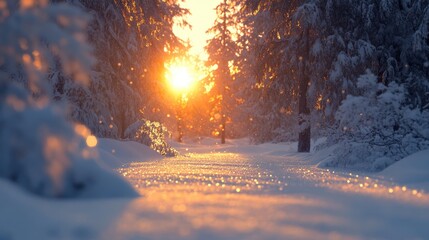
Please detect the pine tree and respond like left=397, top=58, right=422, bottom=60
left=49, top=0, right=188, bottom=138
left=292, top=3, right=323, bottom=152
left=206, top=0, right=239, bottom=144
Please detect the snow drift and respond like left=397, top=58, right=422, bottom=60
left=380, top=149, right=429, bottom=189
left=0, top=88, right=137, bottom=198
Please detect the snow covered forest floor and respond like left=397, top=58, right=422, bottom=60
left=1, top=138, right=428, bottom=240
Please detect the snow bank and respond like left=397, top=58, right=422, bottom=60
left=379, top=149, right=429, bottom=189
left=0, top=178, right=131, bottom=240
left=97, top=138, right=163, bottom=169
left=0, top=92, right=137, bottom=199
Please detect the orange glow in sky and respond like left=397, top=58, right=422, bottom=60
left=174, top=0, right=221, bottom=60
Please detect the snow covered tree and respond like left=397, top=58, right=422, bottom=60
left=236, top=0, right=429, bottom=163
left=324, top=71, right=429, bottom=171
left=59, top=0, right=188, bottom=139
left=124, top=119, right=178, bottom=156
left=36, top=0, right=186, bottom=154
left=318, top=0, right=429, bottom=170
left=238, top=0, right=304, bottom=143
left=291, top=2, right=323, bottom=152
left=240, top=0, right=322, bottom=151
left=206, top=0, right=239, bottom=143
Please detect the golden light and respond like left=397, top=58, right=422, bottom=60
left=86, top=135, right=98, bottom=148
left=173, top=0, right=221, bottom=59
left=166, top=64, right=195, bottom=92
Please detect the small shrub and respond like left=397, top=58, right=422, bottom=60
left=124, top=119, right=178, bottom=157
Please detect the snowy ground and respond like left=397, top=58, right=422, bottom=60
left=1, top=138, right=428, bottom=240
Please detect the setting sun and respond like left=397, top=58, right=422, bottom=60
left=166, top=64, right=195, bottom=92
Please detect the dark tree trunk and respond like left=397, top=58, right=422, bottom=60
left=298, top=28, right=311, bottom=152
left=120, top=108, right=126, bottom=139
left=177, top=96, right=184, bottom=143
left=221, top=114, right=226, bottom=144
left=298, top=96, right=311, bottom=152
left=220, top=61, right=227, bottom=144
left=220, top=0, right=227, bottom=145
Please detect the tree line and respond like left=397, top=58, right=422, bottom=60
left=3, top=0, right=428, bottom=170
left=205, top=0, right=429, bottom=169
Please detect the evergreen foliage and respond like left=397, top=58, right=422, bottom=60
left=3, top=0, right=187, bottom=156
left=207, top=0, right=429, bottom=168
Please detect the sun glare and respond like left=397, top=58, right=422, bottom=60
left=166, top=64, right=195, bottom=92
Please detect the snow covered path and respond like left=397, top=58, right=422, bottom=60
left=1, top=139, right=428, bottom=240
left=116, top=140, right=429, bottom=240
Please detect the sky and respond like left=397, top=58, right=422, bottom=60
left=173, top=0, right=221, bottom=60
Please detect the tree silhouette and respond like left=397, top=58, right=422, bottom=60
left=206, top=0, right=238, bottom=144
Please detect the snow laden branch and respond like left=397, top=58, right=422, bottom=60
left=323, top=72, right=429, bottom=171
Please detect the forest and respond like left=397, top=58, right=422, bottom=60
left=1, top=0, right=429, bottom=197
left=1, top=1, right=429, bottom=239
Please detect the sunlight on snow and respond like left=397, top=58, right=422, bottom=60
left=290, top=168, right=427, bottom=203
left=120, top=150, right=427, bottom=205
left=104, top=139, right=429, bottom=239
left=120, top=153, right=294, bottom=194
left=115, top=152, right=341, bottom=239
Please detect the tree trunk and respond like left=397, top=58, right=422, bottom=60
left=221, top=114, right=226, bottom=144
left=220, top=0, right=227, bottom=144
left=177, top=95, right=183, bottom=143
left=298, top=28, right=311, bottom=152
left=120, top=108, right=126, bottom=139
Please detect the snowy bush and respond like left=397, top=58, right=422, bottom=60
left=321, top=71, right=429, bottom=171
left=125, top=119, right=178, bottom=157
left=0, top=1, right=137, bottom=198
left=0, top=85, right=137, bottom=198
